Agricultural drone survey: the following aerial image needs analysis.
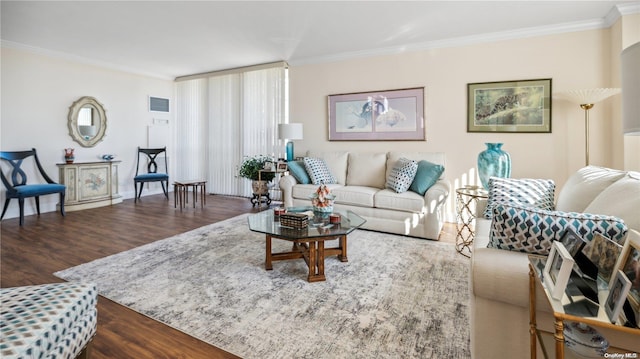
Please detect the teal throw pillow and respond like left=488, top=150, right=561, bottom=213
left=409, top=160, right=444, bottom=196
left=386, top=157, right=418, bottom=193
left=287, top=160, right=311, bottom=184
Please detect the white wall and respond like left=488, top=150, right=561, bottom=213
left=289, top=23, right=635, bottom=220
left=1, top=46, right=175, bottom=219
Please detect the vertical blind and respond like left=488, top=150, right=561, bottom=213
left=176, top=64, right=288, bottom=197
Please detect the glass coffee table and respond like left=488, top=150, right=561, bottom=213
left=247, top=207, right=366, bottom=282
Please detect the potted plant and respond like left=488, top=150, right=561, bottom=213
left=238, top=155, right=277, bottom=197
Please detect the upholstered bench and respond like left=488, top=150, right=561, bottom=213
left=0, top=282, right=97, bottom=359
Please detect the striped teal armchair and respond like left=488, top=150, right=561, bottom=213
left=0, top=148, right=66, bottom=226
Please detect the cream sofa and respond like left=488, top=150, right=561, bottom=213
left=470, top=166, right=640, bottom=358
left=279, top=151, right=450, bottom=240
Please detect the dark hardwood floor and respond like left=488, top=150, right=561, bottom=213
left=1, top=193, right=457, bottom=358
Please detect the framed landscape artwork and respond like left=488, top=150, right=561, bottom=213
left=328, top=87, right=425, bottom=141
left=467, top=78, right=552, bottom=133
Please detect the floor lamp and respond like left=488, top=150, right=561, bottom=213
left=278, top=123, right=303, bottom=161
left=561, top=88, right=620, bottom=166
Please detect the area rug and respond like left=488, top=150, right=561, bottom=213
left=55, top=214, right=470, bottom=358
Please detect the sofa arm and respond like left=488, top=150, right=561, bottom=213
left=279, top=174, right=298, bottom=208
left=424, top=179, right=451, bottom=213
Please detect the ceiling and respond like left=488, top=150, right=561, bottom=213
left=1, top=1, right=638, bottom=80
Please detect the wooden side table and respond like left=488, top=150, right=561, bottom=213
left=174, top=179, right=207, bottom=210
left=455, top=186, right=488, bottom=257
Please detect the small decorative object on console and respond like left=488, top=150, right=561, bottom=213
left=101, top=154, right=115, bottom=161
left=310, top=184, right=335, bottom=213
left=64, top=148, right=75, bottom=164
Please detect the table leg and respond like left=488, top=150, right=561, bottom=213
left=554, top=317, right=564, bottom=359
left=173, top=184, right=178, bottom=208
left=338, top=235, right=348, bottom=262
left=265, top=235, right=273, bottom=270
left=307, top=240, right=326, bottom=282
left=192, top=184, right=196, bottom=208
left=529, top=264, right=537, bottom=359
left=202, top=183, right=206, bottom=206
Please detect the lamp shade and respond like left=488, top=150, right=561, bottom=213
left=560, top=88, right=621, bottom=105
left=278, top=123, right=303, bottom=140
left=622, top=42, right=640, bottom=135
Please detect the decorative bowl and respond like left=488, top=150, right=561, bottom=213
left=313, top=205, right=333, bottom=213
left=564, top=321, right=609, bottom=358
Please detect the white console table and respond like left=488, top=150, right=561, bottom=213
left=57, top=161, right=122, bottom=212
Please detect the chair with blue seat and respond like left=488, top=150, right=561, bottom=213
left=0, top=148, right=66, bottom=226
left=134, top=147, right=169, bottom=201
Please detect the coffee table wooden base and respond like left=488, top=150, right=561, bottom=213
left=265, top=234, right=348, bottom=282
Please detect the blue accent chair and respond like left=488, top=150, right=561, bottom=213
left=0, top=148, right=66, bottom=226
left=134, top=147, right=169, bottom=201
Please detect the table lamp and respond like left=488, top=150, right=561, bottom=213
left=561, top=88, right=620, bottom=165
left=278, top=123, right=303, bottom=161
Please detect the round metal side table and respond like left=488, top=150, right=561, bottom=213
left=455, top=186, right=488, bottom=257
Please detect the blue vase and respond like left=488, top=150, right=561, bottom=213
left=477, top=143, right=511, bottom=189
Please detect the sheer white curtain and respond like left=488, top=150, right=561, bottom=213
left=176, top=64, right=287, bottom=197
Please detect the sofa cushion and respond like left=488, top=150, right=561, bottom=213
left=303, top=157, right=337, bottom=185
left=332, top=186, right=377, bottom=207
left=306, top=151, right=349, bottom=184
left=287, top=160, right=311, bottom=184
left=374, top=188, right=425, bottom=213
left=386, top=158, right=418, bottom=193
left=556, top=166, right=627, bottom=213
left=488, top=204, right=628, bottom=255
left=346, top=152, right=386, bottom=188
left=483, top=177, right=555, bottom=219
left=584, top=172, right=640, bottom=231
left=409, top=160, right=445, bottom=196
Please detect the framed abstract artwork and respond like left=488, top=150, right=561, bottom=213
left=467, top=78, right=552, bottom=133
left=328, top=87, right=425, bottom=141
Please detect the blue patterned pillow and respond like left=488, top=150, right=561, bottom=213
left=386, top=158, right=418, bottom=193
left=409, top=160, right=444, bottom=196
left=287, top=160, right=310, bottom=184
left=303, top=157, right=337, bottom=185
left=483, top=177, right=555, bottom=219
left=488, top=204, right=628, bottom=255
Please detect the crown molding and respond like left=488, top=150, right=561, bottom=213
left=289, top=9, right=639, bottom=67
left=1, top=40, right=174, bottom=81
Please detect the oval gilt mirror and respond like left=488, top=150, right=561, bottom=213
left=67, top=96, right=107, bottom=147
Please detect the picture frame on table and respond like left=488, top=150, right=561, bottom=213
left=613, top=233, right=640, bottom=327
left=467, top=78, right=551, bottom=133
left=277, top=162, right=288, bottom=171
left=605, top=270, right=632, bottom=324
left=328, top=87, right=425, bottom=141
left=558, top=228, right=588, bottom=257
left=263, top=161, right=274, bottom=171
left=544, top=241, right=575, bottom=300
left=583, top=233, right=623, bottom=283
